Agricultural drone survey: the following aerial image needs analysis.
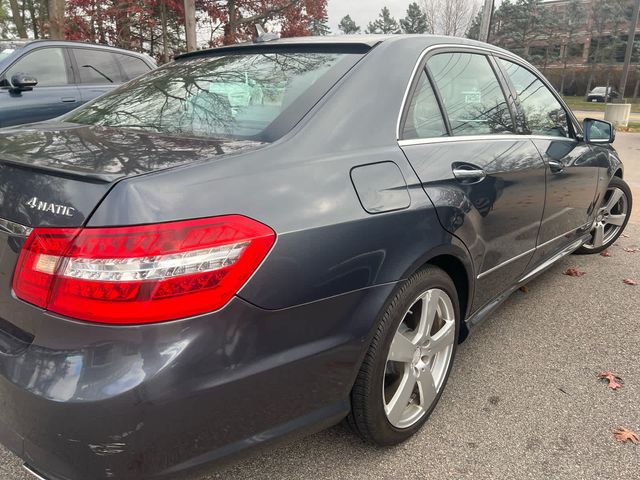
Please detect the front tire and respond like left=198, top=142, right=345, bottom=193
left=348, top=266, right=460, bottom=445
left=576, top=176, right=632, bottom=254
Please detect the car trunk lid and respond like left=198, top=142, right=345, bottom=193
left=0, top=122, right=266, bottom=228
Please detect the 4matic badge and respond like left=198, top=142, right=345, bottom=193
left=25, top=197, right=76, bottom=217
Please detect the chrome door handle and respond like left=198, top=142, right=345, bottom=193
left=61, top=97, right=77, bottom=103
left=548, top=160, right=564, bottom=173
left=452, top=167, right=486, bottom=182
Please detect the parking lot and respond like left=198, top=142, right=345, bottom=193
left=1, top=135, right=639, bottom=479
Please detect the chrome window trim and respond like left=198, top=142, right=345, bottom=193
left=396, top=43, right=528, bottom=141
left=396, top=42, right=581, bottom=142
left=398, top=134, right=577, bottom=148
left=0, top=217, right=33, bottom=237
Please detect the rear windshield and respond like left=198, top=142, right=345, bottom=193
left=66, top=50, right=362, bottom=141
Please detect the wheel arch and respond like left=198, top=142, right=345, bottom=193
left=399, top=241, right=475, bottom=343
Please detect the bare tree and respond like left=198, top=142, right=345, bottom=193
left=421, top=0, right=479, bottom=36
left=184, top=0, right=196, bottom=52
left=48, top=0, right=65, bottom=39
left=8, top=0, right=27, bottom=38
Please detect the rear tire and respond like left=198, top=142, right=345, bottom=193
left=576, top=176, right=632, bottom=254
left=348, top=266, right=460, bottom=445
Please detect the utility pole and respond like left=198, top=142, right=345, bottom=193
left=479, top=0, right=494, bottom=42
left=184, top=0, right=197, bottom=52
left=619, top=0, right=640, bottom=100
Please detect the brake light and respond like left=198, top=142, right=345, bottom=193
left=13, top=216, right=275, bottom=324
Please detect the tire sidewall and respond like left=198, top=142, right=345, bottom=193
left=363, top=267, right=460, bottom=445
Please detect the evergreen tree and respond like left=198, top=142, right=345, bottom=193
left=366, top=7, right=401, bottom=34
left=400, top=2, right=429, bottom=34
left=309, top=14, right=331, bottom=35
left=466, top=10, right=483, bottom=40
left=338, top=14, right=360, bottom=34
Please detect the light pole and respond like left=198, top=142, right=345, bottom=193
left=480, top=0, right=494, bottom=43
left=619, top=0, right=640, bottom=100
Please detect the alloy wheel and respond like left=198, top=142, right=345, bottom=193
left=583, top=186, right=629, bottom=250
left=383, top=288, right=455, bottom=429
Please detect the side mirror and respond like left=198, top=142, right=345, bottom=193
left=583, top=118, right=615, bottom=144
left=10, top=73, right=38, bottom=92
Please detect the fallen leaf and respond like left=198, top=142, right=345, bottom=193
left=623, top=278, right=638, bottom=286
left=563, top=268, right=586, bottom=277
left=600, top=250, right=611, bottom=257
left=623, top=247, right=639, bottom=253
left=599, top=371, right=624, bottom=389
left=519, top=286, right=529, bottom=293
left=614, top=426, right=639, bottom=444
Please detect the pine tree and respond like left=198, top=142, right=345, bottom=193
left=309, top=14, right=331, bottom=35
left=466, top=11, right=483, bottom=40
left=338, top=14, right=360, bottom=34
left=366, top=7, right=401, bottom=34
left=400, top=2, right=429, bottom=34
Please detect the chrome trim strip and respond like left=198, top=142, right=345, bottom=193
left=23, top=465, right=49, bottom=480
left=536, top=223, right=591, bottom=250
left=475, top=223, right=591, bottom=280
left=398, top=134, right=577, bottom=148
left=477, top=247, right=535, bottom=280
left=0, top=217, right=32, bottom=237
left=519, top=236, right=587, bottom=283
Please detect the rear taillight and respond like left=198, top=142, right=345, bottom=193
left=13, top=216, right=275, bottom=324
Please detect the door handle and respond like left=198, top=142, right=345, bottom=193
left=452, top=166, right=486, bottom=182
left=61, top=97, right=77, bottom=103
left=548, top=160, right=564, bottom=173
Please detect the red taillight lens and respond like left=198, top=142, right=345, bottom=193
left=13, top=216, right=275, bottom=324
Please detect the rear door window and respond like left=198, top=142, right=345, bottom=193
left=117, top=54, right=151, bottom=80
left=498, top=59, right=571, bottom=138
left=402, top=70, right=447, bottom=139
left=72, top=48, right=124, bottom=85
left=427, top=52, right=514, bottom=136
left=4, top=47, right=69, bottom=86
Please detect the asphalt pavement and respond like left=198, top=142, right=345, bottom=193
left=1, top=135, right=639, bottom=480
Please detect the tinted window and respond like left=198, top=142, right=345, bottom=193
left=499, top=59, right=570, bottom=138
left=117, top=54, right=151, bottom=80
left=402, top=70, right=446, bottom=139
left=427, top=53, right=514, bottom=136
left=66, top=52, right=354, bottom=140
left=73, top=49, right=124, bottom=84
left=5, top=48, right=68, bottom=86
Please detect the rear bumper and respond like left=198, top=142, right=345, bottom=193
left=0, top=283, right=395, bottom=480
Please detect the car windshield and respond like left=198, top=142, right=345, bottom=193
left=0, top=41, right=25, bottom=61
left=66, top=50, right=358, bottom=140
left=592, top=87, right=607, bottom=93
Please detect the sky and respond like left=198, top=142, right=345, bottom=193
left=327, top=0, right=410, bottom=33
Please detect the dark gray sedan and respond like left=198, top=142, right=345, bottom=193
left=0, top=35, right=632, bottom=480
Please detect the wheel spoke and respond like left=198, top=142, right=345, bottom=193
left=386, top=369, right=416, bottom=425
left=592, top=223, right=605, bottom=247
left=388, top=331, right=416, bottom=363
left=604, top=189, right=623, bottom=213
left=606, top=214, right=626, bottom=226
left=417, top=370, right=437, bottom=407
left=415, top=290, right=440, bottom=342
left=429, top=319, right=455, bottom=355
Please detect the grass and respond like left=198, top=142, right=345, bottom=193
left=562, top=96, right=640, bottom=113
left=619, top=121, right=640, bottom=133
